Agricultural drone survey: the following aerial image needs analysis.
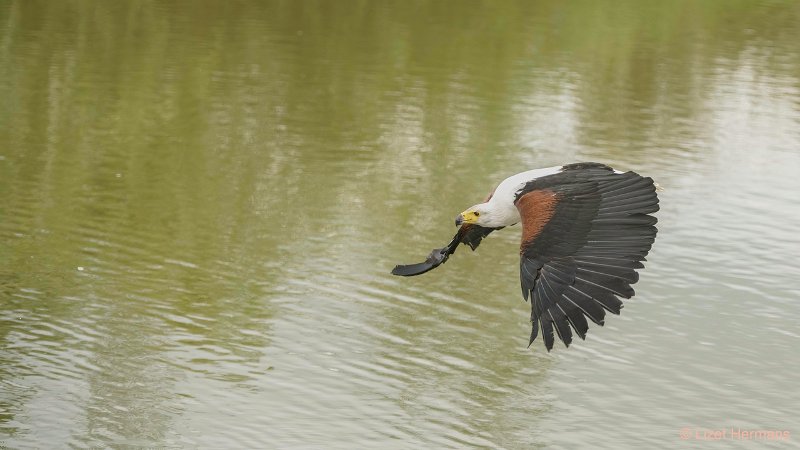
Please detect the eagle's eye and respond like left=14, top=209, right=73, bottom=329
left=474, top=211, right=480, bottom=217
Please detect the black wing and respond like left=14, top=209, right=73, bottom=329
left=515, top=164, right=659, bottom=351
left=391, top=224, right=500, bottom=276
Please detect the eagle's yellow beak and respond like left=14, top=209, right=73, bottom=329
left=455, top=209, right=480, bottom=226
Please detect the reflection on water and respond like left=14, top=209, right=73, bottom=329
left=1, top=0, right=799, bottom=448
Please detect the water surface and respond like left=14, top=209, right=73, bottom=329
left=1, top=1, right=799, bottom=448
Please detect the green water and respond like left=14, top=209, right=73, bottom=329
left=1, top=1, right=799, bottom=448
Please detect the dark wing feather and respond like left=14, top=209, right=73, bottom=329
left=391, top=224, right=500, bottom=276
left=516, top=165, right=658, bottom=351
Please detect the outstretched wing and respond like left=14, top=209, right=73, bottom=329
left=516, top=163, right=659, bottom=350
left=391, top=223, right=500, bottom=276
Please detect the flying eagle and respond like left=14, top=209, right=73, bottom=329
left=391, top=162, right=659, bottom=351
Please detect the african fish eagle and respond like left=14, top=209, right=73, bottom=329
left=391, top=162, right=659, bottom=351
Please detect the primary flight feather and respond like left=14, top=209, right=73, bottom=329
left=391, top=162, right=659, bottom=351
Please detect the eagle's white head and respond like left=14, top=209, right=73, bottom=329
left=455, top=200, right=519, bottom=228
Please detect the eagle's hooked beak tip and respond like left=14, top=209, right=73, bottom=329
left=455, top=214, right=464, bottom=227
